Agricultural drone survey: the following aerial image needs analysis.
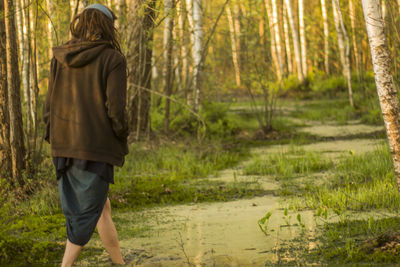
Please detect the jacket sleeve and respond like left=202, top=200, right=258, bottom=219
left=43, top=57, right=56, bottom=143
left=105, top=58, right=129, bottom=142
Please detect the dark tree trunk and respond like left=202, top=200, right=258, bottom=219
left=0, top=0, right=11, bottom=180
left=127, top=0, right=156, bottom=141
left=4, top=0, right=26, bottom=187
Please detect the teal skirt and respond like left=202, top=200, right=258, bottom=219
left=58, top=165, right=109, bottom=246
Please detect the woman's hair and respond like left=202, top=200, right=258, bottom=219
left=70, top=7, right=122, bottom=54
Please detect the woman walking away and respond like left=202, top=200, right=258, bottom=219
left=43, top=4, right=128, bottom=266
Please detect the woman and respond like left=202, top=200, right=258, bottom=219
left=43, top=4, right=128, bottom=266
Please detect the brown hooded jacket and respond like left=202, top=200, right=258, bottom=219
left=43, top=39, right=129, bottom=166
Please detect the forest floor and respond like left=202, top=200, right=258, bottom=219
left=73, top=98, right=398, bottom=266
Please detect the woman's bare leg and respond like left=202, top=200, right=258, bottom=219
left=61, top=240, right=82, bottom=267
left=97, top=198, right=125, bottom=264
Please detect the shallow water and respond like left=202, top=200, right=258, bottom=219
left=76, top=120, right=386, bottom=266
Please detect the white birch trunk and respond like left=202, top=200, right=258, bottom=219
left=22, top=0, right=32, bottom=131
left=226, top=5, right=241, bottom=86
left=299, top=0, right=307, bottom=76
left=362, top=0, right=400, bottom=191
left=177, top=0, right=188, bottom=89
left=333, top=0, right=354, bottom=107
left=285, top=0, right=303, bottom=80
left=272, top=0, right=284, bottom=77
left=185, top=0, right=195, bottom=105
left=265, top=0, right=281, bottom=80
left=349, top=0, right=360, bottom=78
left=233, top=2, right=241, bottom=67
left=192, top=0, right=203, bottom=110
left=321, top=0, right=329, bottom=74
left=283, top=5, right=292, bottom=74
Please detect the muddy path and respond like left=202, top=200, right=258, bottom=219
left=76, top=118, right=385, bottom=266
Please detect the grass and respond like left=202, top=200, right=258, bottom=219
left=243, top=146, right=333, bottom=180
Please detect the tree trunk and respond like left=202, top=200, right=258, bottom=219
left=192, top=0, right=203, bottom=111
left=332, top=0, right=354, bottom=108
left=0, top=0, right=11, bottom=178
left=232, top=1, right=243, bottom=70
left=177, top=0, right=188, bottom=90
left=128, top=0, right=155, bottom=140
left=284, top=0, right=303, bottom=81
left=4, top=0, right=26, bottom=186
left=349, top=0, right=360, bottom=79
left=163, top=0, right=174, bottom=133
left=265, top=0, right=281, bottom=80
left=185, top=0, right=195, bottom=105
left=271, top=0, right=284, bottom=77
left=299, top=0, right=307, bottom=76
left=283, top=5, right=292, bottom=74
left=259, top=1, right=265, bottom=46
left=321, top=0, right=329, bottom=74
left=362, top=0, right=400, bottom=191
left=226, top=5, right=241, bottom=86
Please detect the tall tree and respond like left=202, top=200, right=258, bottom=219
left=0, top=0, right=11, bottom=178
left=299, top=0, right=307, bottom=76
left=265, top=0, right=281, bottom=80
left=163, top=0, right=174, bottom=133
left=320, top=0, right=329, bottom=74
left=271, top=0, right=283, bottom=77
left=332, top=0, right=354, bottom=107
left=192, top=0, right=203, bottom=110
left=362, top=0, right=400, bottom=191
left=283, top=5, right=292, bottom=74
left=349, top=0, right=360, bottom=78
left=285, top=0, right=303, bottom=81
left=128, top=0, right=156, bottom=140
left=4, top=0, right=26, bottom=186
left=226, top=5, right=241, bottom=86
left=177, top=0, right=188, bottom=90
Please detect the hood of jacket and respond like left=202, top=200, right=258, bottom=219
left=52, top=39, right=112, bottom=68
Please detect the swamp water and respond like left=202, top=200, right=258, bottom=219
left=76, top=121, right=385, bottom=266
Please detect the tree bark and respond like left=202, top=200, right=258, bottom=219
left=177, top=0, right=188, bottom=90
left=320, top=0, right=329, bottom=74
left=226, top=5, right=241, bottom=86
left=283, top=5, right=292, bottom=74
left=185, top=0, right=195, bottom=105
left=284, top=0, right=303, bottom=81
left=299, top=0, right=307, bottom=76
left=362, top=0, right=400, bottom=191
left=349, top=0, right=360, bottom=79
left=128, top=0, right=155, bottom=140
left=332, top=0, right=354, bottom=108
left=271, top=0, right=284, bottom=77
left=192, top=0, right=203, bottom=111
left=0, top=0, right=11, bottom=178
left=265, top=0, right=281, bottom=80
left=4, top=0, right=26, bottom=186
left=163, top=0, right=174, bottom=133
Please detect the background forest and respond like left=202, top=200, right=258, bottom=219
left=2, top=0, right=400, bottom=265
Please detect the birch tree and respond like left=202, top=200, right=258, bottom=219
left=285, top=0, right=303, bottom=81
left=271, top=0, right=283, bottom=77
left=265, top=0, right=281, bottom=80
left=177, top=0, right=188, bottom=90
left=192, top=0, right=203, bottom=110
left=4, top=0, right=26, bottom=186
left=349, top=0, right=360, bottom=79
left=362, top=0, right=400, bottom=191
left=0, top=0, right=11, bottom=178
left=332, top=0, right=354, bottom=107
left=299, top=0, right=307, bottom=76
left=227, top=5, right=241, bottom=86
left=320, top=0, right=329, bottom=74
left=283, top=5, right=292, bottom=74
left=163, top=0, right=174, bottom=133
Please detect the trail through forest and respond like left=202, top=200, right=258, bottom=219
left=74, top=103, right=386, bottom=266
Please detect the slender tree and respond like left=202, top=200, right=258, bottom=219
left=349, top=0, right=361, bottom=79
left=299, top=0, right=307, bottom=76
left=4, top=0, right=26, bottom=186
left=332, top=0, right=354, bottom=107
left=192, top=0, right=203, bottom=110
left=362, top=0, right=400, bottom=191
left=0, top=0, right=11, bottom=178
left=163, top=0, right=174, bottom=133
left=265, top=0, right=281, bottom=80
left=227, top=5, right=241, bottom=86
left=320, top=0, right=329, bottom=74
left=283, top=5, right=292, bottom=74
left=285, top=0, right=303, bottom=81
left=128, top=0, right=156, bottom=140
left=271, top=0, right=283, bottom=77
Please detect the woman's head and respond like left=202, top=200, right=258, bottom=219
left=70, top=4, right=121, bottom=53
